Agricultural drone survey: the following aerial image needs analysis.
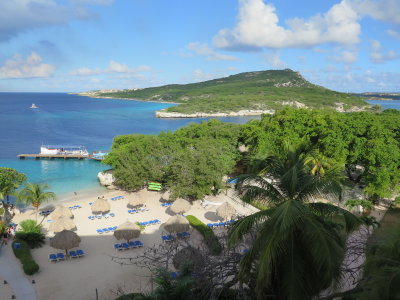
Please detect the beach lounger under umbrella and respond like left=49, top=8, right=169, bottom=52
left=50, top=230, right=81, bottom=256
left=127, top=195, right=146, bottom=208
left=216, top=202, right=236, bottom=221
left=114, top=221, right=141, bottom=243
left=170, top=198, right=191, bottom=215
left=49, top=216, right=77, bottom=233
left=51, top=205, right=73, bottom=219
left=164, top=215, right=190, bottom=233
left=91, top=198, right=110, bottom=214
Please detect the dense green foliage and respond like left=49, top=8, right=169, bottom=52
left=12, top=240, right=39, bottom=275
left=242, top=108, right=400, bottom=200
left=186, top=215, right=222, bottom=255
left=16, top=219, right=45, bottom=248
left=230, top=143, right=361, bottom=300
left=89, top=69, right=366, bottom=113
left=17, top=183, right=56, bottom=220
left=0, top=167, right=26, bottom=201
left=104, top=120, right=242, bottom=199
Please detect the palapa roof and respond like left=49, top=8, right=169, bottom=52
left=164, top=215, right=190, bottom=233
left=114, top=221, right=141, bottom=241
left=91, top=198, right=110, bottom=214
left=127, top=195, right=146, bottom=207
left=170, top=198, right=191, bottom=215
left=216, top=202, right=236, bottom=220
left=50, top=230, right=81, bottom=251
left=50, top=205, right=73, bottom=219
left=49, top=216, right=76, bottom=232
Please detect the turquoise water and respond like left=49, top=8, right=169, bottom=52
left=0, top=93, right=258, bottom=199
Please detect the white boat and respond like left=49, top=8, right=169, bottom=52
left=30, top=103, right=38, bottom=109
left=40, top=145, right=89, bottom=156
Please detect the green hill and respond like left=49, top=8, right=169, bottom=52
left=82, top=69, right=367, bottom=114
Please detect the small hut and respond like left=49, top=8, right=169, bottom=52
left=114, top=221, right=141, bottom=243
left=91, top=198, right=110, bottom=214
left=49, top=217, right=76, bottom=233
left=127, top=195, right=146, bottom=208
left=216, top=202, right=236, bottom=221
left=50, top=230, right=81, bottom=256
left=51, top=205, right=73, bottom=219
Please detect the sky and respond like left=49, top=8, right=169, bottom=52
left=0, top=0, right=399, bottom=93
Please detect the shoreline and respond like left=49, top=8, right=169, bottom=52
left=73, top=93, right=180, bottom=105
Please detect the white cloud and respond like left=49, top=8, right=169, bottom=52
left=0, top=52, right=55, bottom=79
left=0, top=0, right=112, bottom=41
left=333, top=50, right=358, bottom=64
left=263, top=51, right=286, bottom=68
left=387, top=29, right=400, bottom=40
left=213, top=0, right=360, bottom=50
left=187, top=42, right=239, bottom=61
left=351, top=0, right=400, bottom=26
left=370, top=40, right=398, bottom=63
left=70, top=61, right=152, bottom=76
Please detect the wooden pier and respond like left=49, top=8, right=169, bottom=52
left=18, top=154, right=89, bottom=160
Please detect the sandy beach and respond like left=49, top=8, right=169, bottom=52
left=10, top=188, right=257, bottom=300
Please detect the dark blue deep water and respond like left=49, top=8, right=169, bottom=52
left=0, top=93, right=257, bottom=198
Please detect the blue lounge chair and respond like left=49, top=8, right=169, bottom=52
left=69, top=250, right=78, bottom=258
left=76, top=249, right=85, bottom=257
left=207, top=223, right=213, bottom=228
left=102, top=228, right=109, bottom=233
left=88, top=216, right=94, bottom=220
left=128, top=241, right=137, bottom=248
left=89, top=202, right=93, bottom=205
left=120, top=243, right=129, bottom=250
left=149, top=220, right=156, bottom=225
left=154, top=219, right=161, bottom=224
left=114, top=243, right=121, bottom=250
left=49, top=254, right=57, bottom=262
left=95, top=215, right=102, bottom=219
left=134, top=240, right=143, bottom=247
left=218, top=222, right=225, bottom=227
left=109, top=213, right=115, bottom=217
left=170, top=272, right=178, bottom=279
left=96, top=229, right=103, bottom=234
left=142, top=221, right=149, bottom=226
left=161, top=235, right=169, bottom=242
left=108, top=227, right=115, bottom=231
left=56, top=253, right=65, bottom=260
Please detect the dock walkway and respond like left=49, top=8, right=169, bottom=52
left=18, top=154, right=88, bottom=159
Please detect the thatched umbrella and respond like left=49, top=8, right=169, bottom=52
left=50, top=205, right=73, bottom=219
left=49, top=216, right=76, bottom=233
left=114, top=221, right=141, bottom=242
left=164, top=215, right=190, bottom=233
left=50, top=230, right=81, bottom=256
left=216, top=202, right=236, bottom=221
left=91, top=198, right=110, bottom=214
left=127, top=195, right=145, bottom=208
left=173, top=246, right=204, bottom=270
left=170, top=198, right=191, bottom=215
left=161, top=190, right=171, bottom=202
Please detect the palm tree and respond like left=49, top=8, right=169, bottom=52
left=229, top=143, right=361, bottom=300
left=17, top=183, right=56, bottom=221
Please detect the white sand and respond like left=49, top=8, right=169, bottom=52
left=11, top=188, right=257, bottom=300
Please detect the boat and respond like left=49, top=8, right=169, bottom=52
left=90, top=151, right=109, bottom=161
left=30, top=103, right=38, bottom=109
left=40, top=145, right=89, bottom=156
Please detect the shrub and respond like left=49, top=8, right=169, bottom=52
left=12, top=240, right=39, bottom=275
left=19, top=219, right=42, bottom=233
left=15, top=232, right=45, bottom=249
left=186, top=215, right=222, bottom=255
left=0, top=207, right=4, bottom=216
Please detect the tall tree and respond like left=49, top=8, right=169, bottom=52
left=229, top=143, right=361, bottom=300
left=17, top=183, right=56, bottom=221
left=0, top=167, right=27, bottom=202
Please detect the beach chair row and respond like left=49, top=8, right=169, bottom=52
left=69, top=205, right=82, bottom=210
left=161, top=202, right=174, bottom=207
left=207, top=220, right=236, bottom=229
left=138, top=219, right=160, bottom=226
left=110, top=195, right=124, bottom=201
left=128, top=207, right=149, bottom=214
left=49, top=250, right=85, bottom=262
left=161, top=231, right=190, bottom=242
left=96, top=226, right=118, bottom=234
left=114, top=240, right=143, bottom=250
left=88, top=213, right=115, bottom=220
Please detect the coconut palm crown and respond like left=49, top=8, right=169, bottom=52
left=229, top=143, right=361, bottom=300
left=17, top=183, right=56, bottom=220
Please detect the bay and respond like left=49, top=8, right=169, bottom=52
left=0, top=92, right=258, bottom=199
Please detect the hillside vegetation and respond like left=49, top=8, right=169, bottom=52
left=82, top=69, right=367, bottom=114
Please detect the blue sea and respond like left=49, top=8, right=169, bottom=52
left=0, top=93, right=259, bottom=200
